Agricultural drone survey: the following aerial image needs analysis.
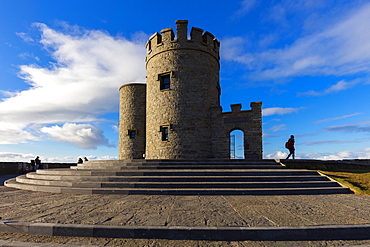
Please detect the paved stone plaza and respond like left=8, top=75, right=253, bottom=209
left=2, top=186, right=370, bottom=227
left=1, top=180, right=370, bottom=246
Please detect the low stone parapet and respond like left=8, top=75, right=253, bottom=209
left=0, top=162, right=75, bottom=175
left=277, top=159, right=370, bottom=170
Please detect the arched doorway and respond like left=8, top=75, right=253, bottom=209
left=230, top=129, right=245, bottom=159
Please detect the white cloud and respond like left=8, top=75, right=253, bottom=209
left=0, top=23, right=146, bottom=147
left=263, top=133, right=284, bottom=138
left=0, top=152, right=36, bottom=162
left=16, top=32, right=34, bottom=42
left=0, top=122, right=39, bottom=144
left=0, top=152, right=117, bottom=162
left=315, top=113, right=362, bottom=124
left=269, top=124, right=287, bottom=133
left=324, top=121, right=370, bottom=133
left=299, top=149, right=370, bottom=160
left=220, top=37, right=254, bottom=65
left=262, top=107, right=300, bottom=116
left=233, top=0, right=257, bottom=19
left=264, top=150, right=287, bottom=159
left=18, top=52, right=40, bottom=61
left=302, top=140, right=357, bottom=146
left=299, top=79, right=361, bottom=96
left=265, top=148, right=370, bottom=160
left=41, top=123, right=112, bottom=149
left=224, top=2, right=370, bottom=80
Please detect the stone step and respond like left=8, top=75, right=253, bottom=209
left=83, top=159, right=278, bottom=164
left=25, top=173, right=330, bottom=182
left=70, top=164, right=283, bottom=170
left=35, top=168, right=318, bottom=177
left=4, top=178, right=350, bottom=195
left=73, top=160, right=282, bottom=168
left=15, top=175, right=340, bottom=188
left=79, top=159, right=280, bottom=164
left=4, top=160, right=351, bottom=195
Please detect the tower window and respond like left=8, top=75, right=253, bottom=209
left=161, top=126, right=169, bottom=141
left=147, top=41, right=152, bottom=54
left=128, top=130, right=136, bottom=139
left=159, top=73, right=171, bottom=90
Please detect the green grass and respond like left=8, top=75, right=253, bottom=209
left=284, top=162, right=370, bottom=196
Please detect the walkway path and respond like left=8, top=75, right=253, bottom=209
left=1, top=186, right=370, bottom=227
left=1, top=185, right=370, bottom=246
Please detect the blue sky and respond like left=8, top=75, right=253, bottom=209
left=1, top=0, right=370, bottom=162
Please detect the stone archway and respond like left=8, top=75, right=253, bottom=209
left=229, top=129, right=245, bottom=159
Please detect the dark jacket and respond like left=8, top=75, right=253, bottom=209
left=287, top=138, right=295, bottom=149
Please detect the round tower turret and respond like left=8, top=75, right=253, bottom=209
left=145, top=20, right=220, bottom=159
left=118, top=83, right=146, bottom=159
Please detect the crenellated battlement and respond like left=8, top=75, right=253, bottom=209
left=146, top=20, right=220, bottom=63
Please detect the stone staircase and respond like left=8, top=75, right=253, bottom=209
left=4, top=159, right=350, bottom=195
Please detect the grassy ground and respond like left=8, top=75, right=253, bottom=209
left=319, top=169, right=370, bottom=196
left=283, top=162, right=370, bottom=196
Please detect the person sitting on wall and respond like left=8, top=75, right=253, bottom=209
left=83, top=157, right=88, bottom=162
left=30, top=159, right=35, bottom=171
left=77, top=158, right=83, bottom=164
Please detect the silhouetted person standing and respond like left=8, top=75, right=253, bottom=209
left=286, top=135, right=295, bottom=159
left=35, top=156, right=41, bottom=170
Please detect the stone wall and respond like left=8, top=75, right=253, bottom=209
left=211, top=102, right=263, bottom=159
left=279, top=159, right=370, bottom=169
left=343, top=159, right=370, bottom=164
left=0, top=162, right=73, bottom=175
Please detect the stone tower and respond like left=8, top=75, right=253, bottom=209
left=118, top=20, right=263, bottom=160
left=145, top=20, right=220, bottom=159
left=118, top=83, right=146, bottom=159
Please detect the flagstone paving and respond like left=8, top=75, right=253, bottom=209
left=1, top=183, right=370, bottom=246
left=1, top=186, right=370, bottom=227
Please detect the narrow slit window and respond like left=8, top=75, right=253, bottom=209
left=128, top=130, right=136, bottom=139
left=147, top=40, right=152, bottom=54
left=161, top=126, right=169, bottom=141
